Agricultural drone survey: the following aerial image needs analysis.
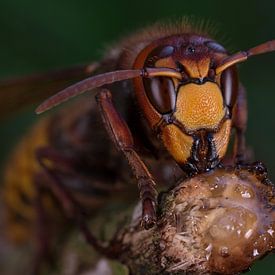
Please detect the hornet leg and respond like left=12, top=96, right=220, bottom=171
left=32, top=172, right=54, bottom=275
left=96, top=89, right=158, bottom=229
left=35, top=147, right=114, bottom=257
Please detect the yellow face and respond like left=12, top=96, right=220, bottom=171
left=175, top=82, right=226, bottom=132
left=154, top=56, right=229, bottom=166
left=134, top=37, right=233, bottom=170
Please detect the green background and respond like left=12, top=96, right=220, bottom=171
left=0, top=0, right=274, bottom=273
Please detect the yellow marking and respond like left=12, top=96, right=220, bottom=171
left=3, top=118, right=51, bottom=243
left=155, top=58, right=179, bottom=88
left=213, top=119, right=232, bottom=159
left=181, top=58, right=211, bottom=78
left=161, top=124, right=193, bottom=165
left=155, top=56, right=210, bottom=79
left=155, top=57, right=176, bottom=69
left=175, top=82, right=225, bottom=131
left=6, top=222, right=32, bottom=243
left=4, top=189, right=35, bottom=220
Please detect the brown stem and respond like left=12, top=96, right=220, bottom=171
left=109, top=167, right=275, bottom=275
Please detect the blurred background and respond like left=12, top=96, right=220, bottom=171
left=0, top=0, right=274, bottom=274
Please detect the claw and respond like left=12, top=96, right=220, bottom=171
left=141, top=214, right=156, bottom=230
left=249, top=161, right=268, bottom=175
left=141, top=198, right=156, bottom=230
left=235, top=161, right=272, bottom=186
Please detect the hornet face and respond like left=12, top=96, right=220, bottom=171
left=133, top=34, right=237, bottom=174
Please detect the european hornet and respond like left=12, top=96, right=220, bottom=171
left=1, top=20, right=275, bottom=270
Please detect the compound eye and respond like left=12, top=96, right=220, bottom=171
left=220, top=67, right=238, bottom=108
left=144, top=77, right=176, bottom=114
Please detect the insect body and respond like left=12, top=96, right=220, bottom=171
left=33, top=27, right=275, bottom=228
left=2, top=21, right=275, bottom=267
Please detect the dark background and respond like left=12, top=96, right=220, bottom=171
left=0, top=0, right=274, bottom=273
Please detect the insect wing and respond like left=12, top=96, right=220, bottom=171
left=0, top=62, right=99, bottom=118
